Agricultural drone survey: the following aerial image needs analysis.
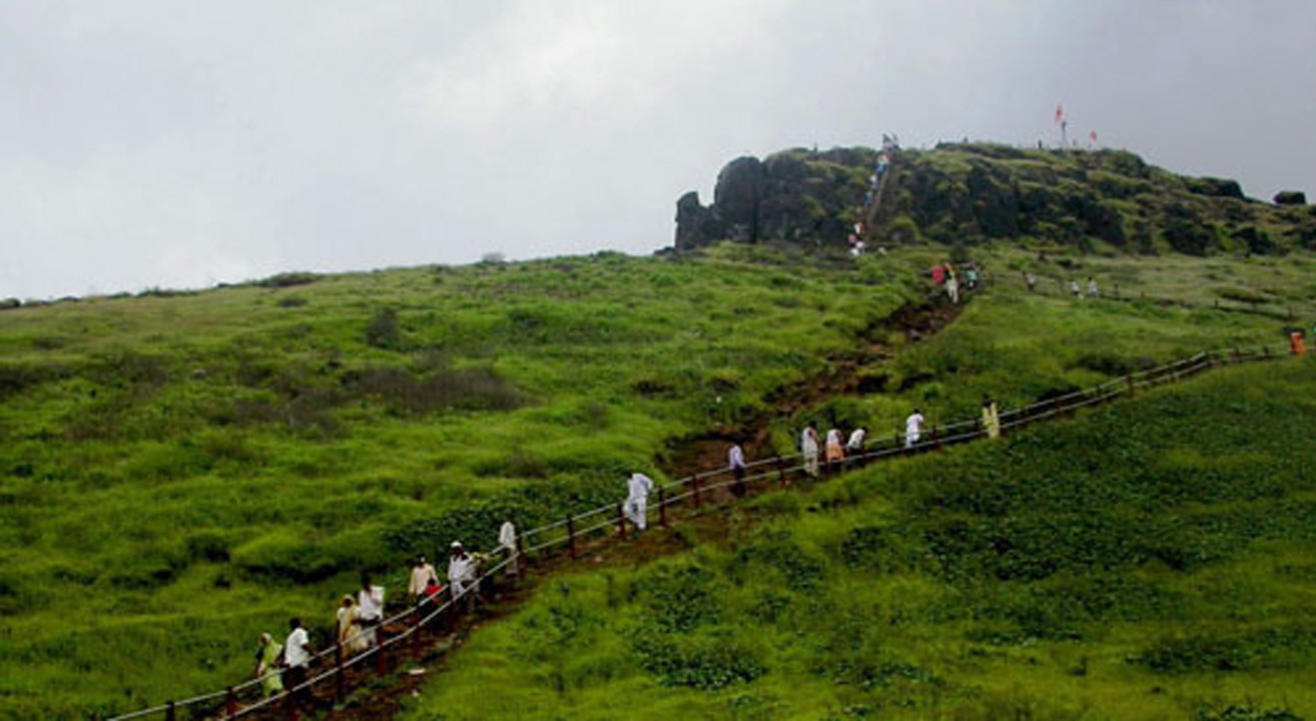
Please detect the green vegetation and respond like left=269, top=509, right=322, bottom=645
left=403, top=359, right=1316, bottom=720
left=0, top=246, right=918, bottom=719
left=878, top=143, right=1316, bottom=257
left=4, top=235, right=1316, bottom=719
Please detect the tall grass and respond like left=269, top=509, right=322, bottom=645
left=403, top=361, right=1316, bottom=720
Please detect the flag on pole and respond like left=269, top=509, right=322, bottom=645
left=1054, top=104, right=1064, bottom=124
left=1090, top=130, right=1097, bottom=143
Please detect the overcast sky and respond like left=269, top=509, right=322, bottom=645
left=2, top=1, right=1313, bottom=299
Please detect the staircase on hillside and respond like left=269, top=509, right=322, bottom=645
left=861, top=145, right=897, bottom=243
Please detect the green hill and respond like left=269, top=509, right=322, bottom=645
left=3, top=166, right=1316, bottom=717
left=0, top=247, right=923, bottom=719
left=401, top=358, right=1316, bottom=721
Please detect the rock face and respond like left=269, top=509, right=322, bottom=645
left=674, top=142, right=1316, bottom=256
left=674, top=148, right=873, bottom=250
left=1275, top=190, right=1307, bottom=205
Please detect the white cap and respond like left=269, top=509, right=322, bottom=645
left=450, top=541, right=463, bottom=548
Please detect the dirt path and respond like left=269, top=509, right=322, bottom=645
left=240, top=295, right=966, bottom=721
left=658, top=297, right=963, bottom=476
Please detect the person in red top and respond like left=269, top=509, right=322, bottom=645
left=932, top=265, right=946, bottom=285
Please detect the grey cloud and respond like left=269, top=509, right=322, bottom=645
left=2, top=0, right=1313, bottom=299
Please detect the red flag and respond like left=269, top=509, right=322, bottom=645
left=1089, top=130, right=1097, bottom=143
left=1054, top=104, right=1064, bottom=124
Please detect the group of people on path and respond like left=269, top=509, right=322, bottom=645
left=251, top=519, right=521, bottom=705
left=848, top=135, right=902, bottom=257
left=932, top=261, right=981, bottom=304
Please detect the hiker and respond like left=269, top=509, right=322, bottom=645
left=1087, top=277, right=1099, bottom=298
left=846, top=426, right=868, bottom=468
left=447, top=541, right=477, bottom=604
left=982, top=396, right=1001, bottom=440
left=357, top=573, right=384, bottom=647
left=728, top=441, right=747, bottom=498
left=800, top=422, right=821, bottom=479
left=1070, top=279, right=1082, bottom=299
left=407, top=555, right=438, bottom=606
left=624, top=472, right=654, bottom=531
left=281, top=617, right=313, bottom=709
left=965, top=266, right=980, bottom=290
left=337, top=595, right=367, bottom=653
left=499, top=518, right=518, bottom=576
left=422, top=576, right=444, bottom=606
left=904, top=409, right=925, bottom=448
left=825, top=426, right=845, bottom=475
left=253, top=632, right=284, bottom=698
left=931, top=264, right=945, bottom=285
left=1024, top=271, right=1036, bottom=293
left=946, top=268, right=960, bottom=304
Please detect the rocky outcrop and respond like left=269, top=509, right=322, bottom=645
left=1275, top=190, right=1307, bottom=205
left=674, top=143, right=1316, bottom=256
left=674, top=149, right=873, bottom=250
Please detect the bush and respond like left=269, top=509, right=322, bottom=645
left=258, top=272, right=318, bottom=288
left=365, top=308, right=403, bottom=350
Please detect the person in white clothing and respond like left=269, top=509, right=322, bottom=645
left=447, top=541, right=476, bottom=604
left=624, top=472, right=654, bottom=531
left=498, top=518, right=518, bottom=576
left=846, top=426, right=868, bottom=468
left=800, top=422, right=820, bottom=479
left=728, top=442, right=747, bottom=498
left=356, top=573, right=384, bottom=647
left=905, top=409, right=925, bottom=448
left=1070, top=279, right=1082, bottom=299
left=1087, top=277, right=1099, bottom=298
left=407, top=555, right=437, bottom=606
left=281, top=617, right=313, bottom=708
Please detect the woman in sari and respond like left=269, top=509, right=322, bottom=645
left=337, top=595, right=368, bottom=654
left=253, top=632, right=284, bottom=697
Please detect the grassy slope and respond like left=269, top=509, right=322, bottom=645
left=769, top=245, right=1314, bottom=450
left=396, top=254, right=1316, bottom=721
left=0, top=247, right=918, bottom=719
left=2, top=242, right=1313, bottom=718
left=404, top=358, right=1316, bottom=721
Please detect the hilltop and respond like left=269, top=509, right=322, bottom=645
left=676, top=143, right=1314, bottom=256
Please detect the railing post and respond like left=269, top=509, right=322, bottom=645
left=1126, top=375, right=1135, bottom=397
left=515, top=535, right=527, bottom=582
left=376, top=630, right=388, bottom=675
left=1264, top=345, right=1271, bottom=358
left=335, top=639, right=344, bottom=703
left=691, top=474, right=702, bottom=508
left=166, top=701, right=176, bottom=721
left=566, top=516, right=577, bottom=560
left=658, top=487, right=669, bottom=527
left=226, top=685, right=237, bottom=718
left=285, top=690, right=299, bottom=721
left=776, top=456, right=786, bottom=487
left=932, top=426, right=942, bottom=450
left=616, top=503, right=628, bottom=540
left=1233, top=347, right=1242, bottom=363
left=412, top=608, right=422, bottom=661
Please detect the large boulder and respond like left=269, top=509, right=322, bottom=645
left=674, top=192, right=726, bottom=250
left=1274, top=190, right=1307, bottom=205
left=674, top=149, right=871, bottom=249
left=1183, top=176, right=1245, bottom=200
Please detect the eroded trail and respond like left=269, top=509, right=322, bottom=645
left=244, top=296, right=966, bottom=721
left=658, top=298, right=963, bottom=477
